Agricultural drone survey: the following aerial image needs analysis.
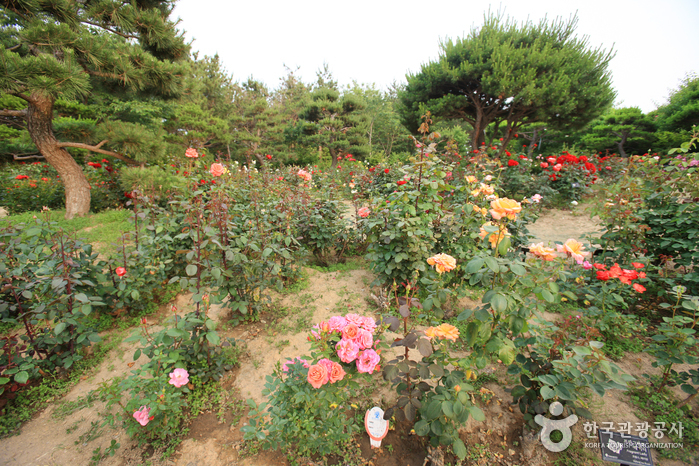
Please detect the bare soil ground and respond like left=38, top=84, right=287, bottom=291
left=1, top=208, right=696, bottom=466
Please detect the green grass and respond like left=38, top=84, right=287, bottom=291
left=1, top=208, right=133, bottom=256
left=628, top=384, right=699, bottom=462
left=307, top=256, right=366, bottom=274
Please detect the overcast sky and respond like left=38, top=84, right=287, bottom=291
left=172, top=0, right=698, bottom=114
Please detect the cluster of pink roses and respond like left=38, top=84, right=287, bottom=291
left=307, top=313, right=381, bottom=388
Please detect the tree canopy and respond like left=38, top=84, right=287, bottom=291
left=654, top=73, right=699, bottom=133
left=580, top=107, right=656, bottom=157
left=0, top=0, right=188, bottom=218
left=398, top=13, right=616, bottom=156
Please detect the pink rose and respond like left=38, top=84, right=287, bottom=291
left=358, top=207, right=371, bottom=218
left=307, top=363, right=328, bottom=388
left=317, top=358, right=333, bottom=384
left=328, top=361, right=346, bottom=383
left=336, top=338, right=360, bottom=363
left=356, top=328, right=373, bottom=350
left=552, top=164, right=562, bottom=172
left=356, top=349, right=380, bottom=374
left=282, top=357, right=310, bottom=373
left=168, top=368, right=189, bottom=388
left=359, top=316, right=377, bottom=333
left=209, top=163, right=225, bottom=177
left=328, top=316, right=347, bottom=332
left=133, top=406, right=151, bottom=426
left=344, top=313, right=363, bottom=326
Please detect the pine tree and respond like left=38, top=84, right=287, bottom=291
left=398, top=13, right=616, bottom=157
left=297, top=87, right=369, bottom=168
left=0, top=0, right=188, bottom=218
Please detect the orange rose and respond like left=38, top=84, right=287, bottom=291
left=529, top=242, right=557, bottom=261
left=424, top=327, right=439, bottom=340
left=490, top=198, right=522, bottom=220
left=328, top=361, right=346, bottom=383
left=427, top=253, right=457, bottom=274
left=434, top=323, right=460, bottom=342
left=479, top=183, right=495, bottom=195
left=307, top=364, right=328, bottom=388
left=342, top=323, right=359, bottom=341
left=479, top=223, right=509, bottom=248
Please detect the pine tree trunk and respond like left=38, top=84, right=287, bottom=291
left=26, top=93, right=91, bottom=219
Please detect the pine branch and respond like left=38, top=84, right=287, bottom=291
left=81, top=21, right=139, bottom=40
left=12, top=153, right=44, bottom=160
left=57, top=141, right=139, bottom=165
left=0, top=109, right=27, bottom=118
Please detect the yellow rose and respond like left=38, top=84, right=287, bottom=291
left=490, top=198, right=522, bottom=220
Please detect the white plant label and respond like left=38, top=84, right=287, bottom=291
left=365, top=406, right=389, bottom=448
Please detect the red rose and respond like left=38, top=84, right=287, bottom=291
left=507, top=159, right=519, bottom=167
left=116, top=267, right=127, bottom=277
left=596, top=270, right=611, bottom=281
left=384, top=168, right=389, bottom=174
left=397, top=180, right=406, bottom=186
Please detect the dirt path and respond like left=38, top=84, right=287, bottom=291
left=527, top=205, right=602, bottom=248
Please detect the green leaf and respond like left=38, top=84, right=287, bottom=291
left=414, top=420, right=430, bottom=436
left=426, top=400, right=442, bottom=420
left=133, top=349, right=141, bottom=361
left=469, top=406, right=485, bottom=421
left=510, top=263, right=526, bottom=276
left=541, top=289, right=555, bottom=303
left=15, top=371, right=29, bottom=384
left=491, top=294, right=508, bottom=313
left=442, top=400, right=454, bottom=418
left=484, top=257, right=499, bottom=273
left=540, top=386, right=555, bottom=400
left=453, top=439, right=467, bottom=460
left=465, top=258, right=484, bottom=273
left=185, top=264, right=198, bottom=276
left=206, top=332, right=220, bottom=346
left=54, top=322, right=67, bottom=335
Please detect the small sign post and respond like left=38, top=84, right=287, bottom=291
left=598, top=430, right=654, bottom=466
left=365, top=407, right=389, bottom=448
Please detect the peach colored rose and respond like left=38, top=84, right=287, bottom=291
left=479, top=183, right=495, bottom=195
left=342, top=323, right=359, bottom=341
left=185, top=148, right=198, bottom=158
left=557, top=239, right=588, bottom=264
left=424, top=327, right=439, bottom=340
left=529, top=242, right=557, bottom=261
left=465, top=175, right=478, bottom=183
left=307, top=363, right=328, bottom=388
left=490, top=198, right=522, bottom=220
left=427, top=253, right=457, bottom=274
left=209, top=163, right=225, bottom=177
left=358, top=207, right=371, bottom=218
left=328, top=361, right=346, bottom=383
left=434, top=323, right=460, bottom=342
